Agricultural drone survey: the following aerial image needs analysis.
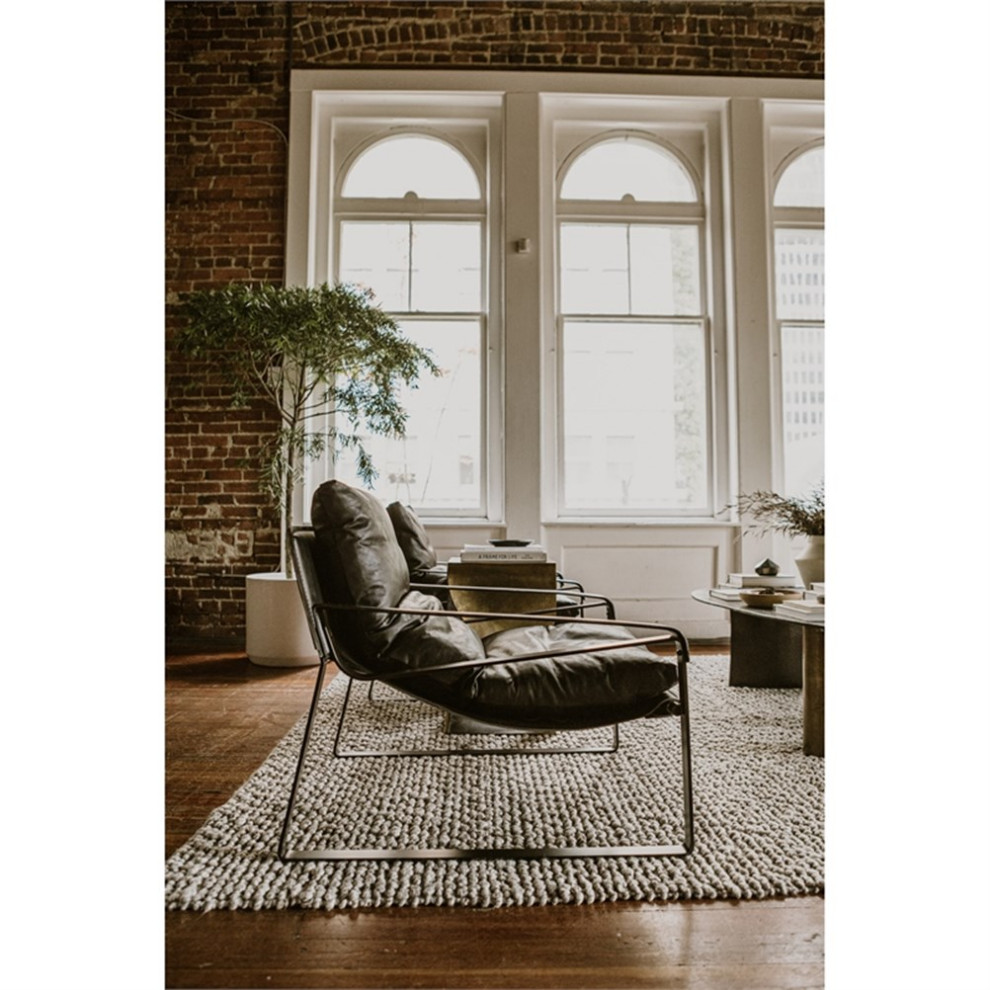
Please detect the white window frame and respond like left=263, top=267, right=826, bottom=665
left=544, top=98, right=727, bottom=521
left=765, top=103, right=825, bottom=499
left=289, top=91, right=504, bottom=522
left=552, top=124, right=715, bottom=518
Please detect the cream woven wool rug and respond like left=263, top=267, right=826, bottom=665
left=165, top=655, right=823, bottom=910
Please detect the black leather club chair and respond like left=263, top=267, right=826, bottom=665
left=280, top=480, right=694, bottom=863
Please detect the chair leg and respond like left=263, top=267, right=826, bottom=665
left=277, top=659, right=330, bottom=863
left=676, top=647, right=695, bottom=854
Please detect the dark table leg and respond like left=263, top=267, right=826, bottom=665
left=802, top=626, right=825, bottom=757
left=728, top=610, right=803, bottom=687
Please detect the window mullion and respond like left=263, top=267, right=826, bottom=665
left=406, top=221, right=413, bottom=312
left=625, top=224, right=633, bottom=314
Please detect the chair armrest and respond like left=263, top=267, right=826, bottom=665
left=312, top=601, right=688, bottom=680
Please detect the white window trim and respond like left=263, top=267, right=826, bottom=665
left=288, top=89, right=503, bottom=522
left=766, top=110, right=825, bottom=502
left=545, top=95, right=725, bottom=522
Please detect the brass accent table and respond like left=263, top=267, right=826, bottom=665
left=446, top=559, right=558, bottom=639
left=692, top=589, right=824, bottom=757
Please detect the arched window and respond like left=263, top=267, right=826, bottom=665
left=332, top=131, right=489, bottom=513
left=556, top=133, right=710, bottom=513
left=773, top=141, right=824, bottom=496
left=773, top=145, right=824, bottom=208
left=560, top=137, right=697, bottom=203
left=341, top=134, right=481, bottom=200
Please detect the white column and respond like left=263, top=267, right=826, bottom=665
left=501, top=92, right=544, bottom=539
left=727, top=98, right=776, bottom=568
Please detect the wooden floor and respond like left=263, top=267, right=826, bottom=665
left=165, top=647, right=824, bottom=990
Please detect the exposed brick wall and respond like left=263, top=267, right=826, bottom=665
left=166, top=2, right=291, bottom=649
left=294, top=2, right=824, bottom=76
left=165, top=1, right=824, bottom=651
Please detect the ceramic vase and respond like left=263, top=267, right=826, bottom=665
left=793, top=535, right=825, bottom=587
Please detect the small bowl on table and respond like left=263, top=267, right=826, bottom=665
left=738, top=589, right=784, bottom=609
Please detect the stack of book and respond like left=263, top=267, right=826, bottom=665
left=709, top=572, right=802, bottom=601
left=459, top=543, right=548, bottom=563
left=775, top=598, right=825, bottom=619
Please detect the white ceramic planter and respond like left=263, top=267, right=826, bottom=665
left=793, top=535, right=825, bottom=588
left=245, top=572, right=319, bottom=667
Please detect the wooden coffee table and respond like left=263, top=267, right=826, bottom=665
left=692, top=589, right=824, bottom=757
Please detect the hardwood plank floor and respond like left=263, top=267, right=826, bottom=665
left=165, top=648, right=824, bottom=990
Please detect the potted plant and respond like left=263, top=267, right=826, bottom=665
left=729, top=484, right=825, bottom=586
left=178, top=281, right=439, bottom=665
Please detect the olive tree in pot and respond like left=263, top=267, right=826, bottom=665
left=178, top=282, right=439, bottom=666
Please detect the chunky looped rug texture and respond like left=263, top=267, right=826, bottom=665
left=165, top=655, right=823, bottom=910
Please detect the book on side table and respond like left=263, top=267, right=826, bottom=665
left=725, top=573, right=800, bottom=588
left=775, top=599, right=825, bottom=619
left=458, top=544, right=548, bottom=562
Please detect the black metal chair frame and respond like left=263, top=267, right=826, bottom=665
left=278, top=527, right=694, bottom=863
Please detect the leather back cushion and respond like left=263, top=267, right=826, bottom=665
left=311, top=481, right=410, bottom=635
left=386, top=502, right=438, bottom=573
left=311, top=481, right=484, bottom=677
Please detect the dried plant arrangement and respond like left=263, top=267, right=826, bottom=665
left=728, top=484, right=824, bottom=537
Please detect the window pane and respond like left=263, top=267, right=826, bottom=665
left=560, top=138, right=696, bottom=202
left=630, top=226, right=700, bottom=313
left=780, top=324, right=824, bottom=497
left=560, top=224, right=700, bottom=314
left=562, top=321, right=708, bottom=510
left=341, top=135, right=481, bottom=199
left=340, top=222, right=482, bottom=312
left=410, top=224, right=482, bottom=311
left=336, top=320, right=483, bottom=512
left=339, top=222, right=410, bottom=310
left=774, top=229, right=824, bottom=320
left=774, top=146, right=824, bottom=208
left=560, top=225, right=629, bottom=313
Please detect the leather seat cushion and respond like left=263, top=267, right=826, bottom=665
left=463, top=623, right=679, bottom=729
left=399, top=621, right=679, bottom=731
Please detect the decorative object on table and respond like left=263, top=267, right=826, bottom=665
left=754, top=558, right=780, bottom=576
left=728, top=484, right=825, bottom=587
left=738, top=589, right=785, bottom=609
left=177, top=282, right=439, bottom=665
